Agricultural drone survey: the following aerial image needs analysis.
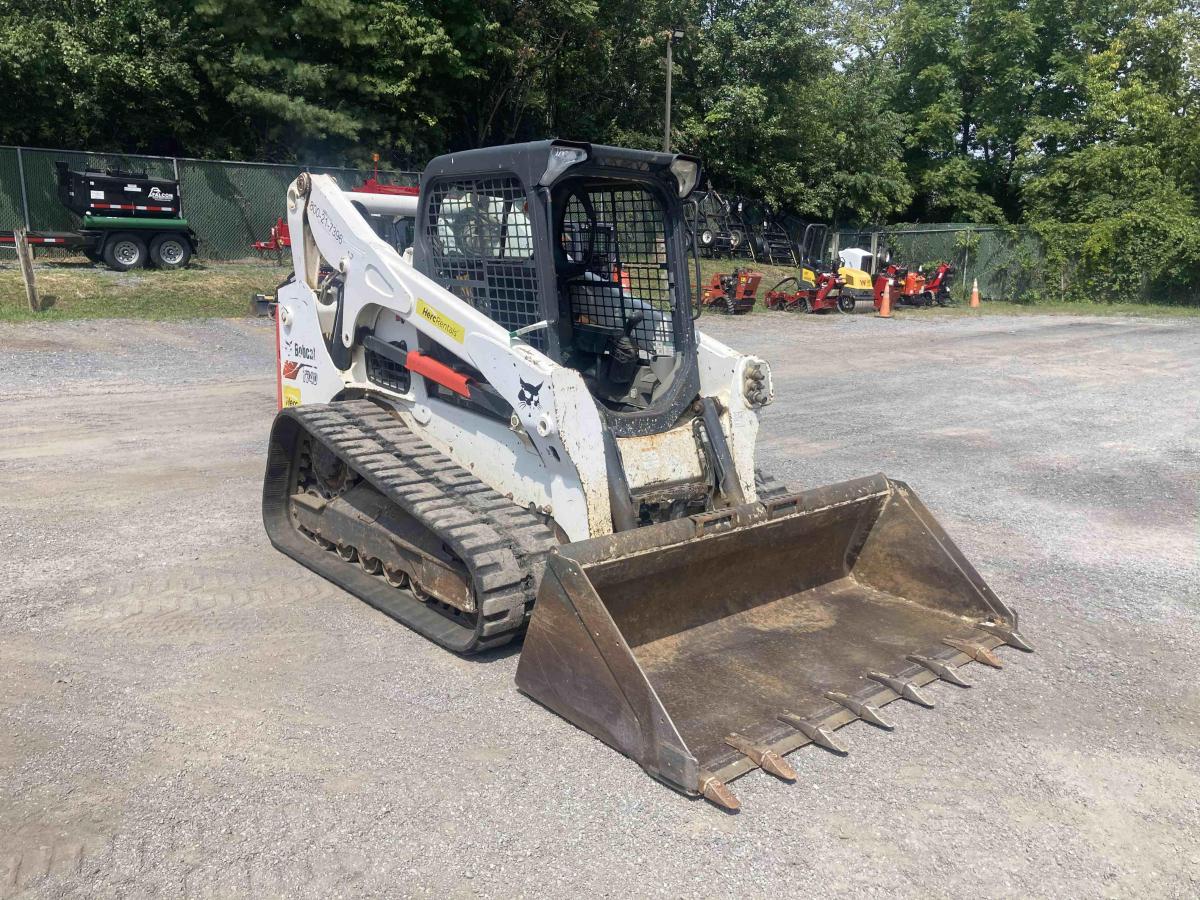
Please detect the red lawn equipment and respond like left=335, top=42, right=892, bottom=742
left=764, top=270, right=852, bottom=313
left=352, top=176, right=419, bottom=199
left=764, top=223, right=855, bottom=314
left=701, top=269, right=763, bottom=314
left=922, top=261, right=956, bottom=305
left=253, top=217, right=292, bottom=258
left=872, top=262, right=956, bottom=309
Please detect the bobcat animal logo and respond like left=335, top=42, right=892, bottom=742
left=517, top=377, right=543, bottom=409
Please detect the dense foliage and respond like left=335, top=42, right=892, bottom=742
left=1, top=0, right=1196, bottom=299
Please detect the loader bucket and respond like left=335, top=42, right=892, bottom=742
left=515, top=474, right=1030, bottom=809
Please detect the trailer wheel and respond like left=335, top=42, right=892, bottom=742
left=837, top=295, right=856, bottom=314
left=149, top=234, right=192, bottom=269
left=103, top=233, right=147, bottom=271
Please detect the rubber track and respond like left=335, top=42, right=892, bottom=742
left=265, top=399, right=558, bottom=653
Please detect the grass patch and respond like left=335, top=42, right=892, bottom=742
left=2, top=253, right=1194, bottom=323
left=1, top=254, right=801, bottom=324
left=0, top=257, right=286, bottom=322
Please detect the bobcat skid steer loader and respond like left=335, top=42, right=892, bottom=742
left=262, top=140, right=1031, bottom=810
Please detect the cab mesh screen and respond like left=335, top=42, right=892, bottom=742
left=561, top=187, right=675, bottom=356
left=424, top=175, right=545, bottom=350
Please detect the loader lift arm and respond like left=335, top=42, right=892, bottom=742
left=283, top=168, right=617, bottom=542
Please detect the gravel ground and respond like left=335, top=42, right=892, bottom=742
left=1, top=311, right=1198, bottom=898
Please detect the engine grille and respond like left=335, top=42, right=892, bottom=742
left=364, top=339, right=410, bottom=393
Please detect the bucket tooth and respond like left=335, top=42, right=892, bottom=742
left=976, top=620, right=1034, bottom=652
left=825, top=691, right=895, bottom=729
left=758, top=751, right=797, bottom=782
left=699, top=771, right=740, bottom=811
left=725, top=733, right=797, bottom=781
left=943, top=637, right=1004, bottom=669
left=908, top=654, right=972, bottom=687
left=778, top=712, right=849, bottom=755
left=867, top=671, right=935, bottom=708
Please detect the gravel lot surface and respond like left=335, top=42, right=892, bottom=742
left=1, top=311, right=1198, bottom=898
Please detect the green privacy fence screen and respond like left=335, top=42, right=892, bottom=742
left=3, top=144, right=1054, bottom=299
left=833, top=224, right=1046, bottom=302
left=0, top=145, right=419, bottom=260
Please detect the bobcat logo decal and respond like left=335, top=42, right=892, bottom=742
left=282, top=360, right=314, bottom=380
left=517, top=377, right=543, bottom=410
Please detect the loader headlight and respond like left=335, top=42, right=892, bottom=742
left=669, top=157, right=701, bottom=198
left=541, top=145, right=588, bottom=186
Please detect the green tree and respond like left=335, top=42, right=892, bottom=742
left=1022, top=0, right=1200, bottom=301
left=0, top=0, right=200, bottom=153
left=671, top=0, right=833, bottom=211
left=888, top=0, right=1017, bottom=221
left=191, top=0, right=473, bottom=162
left=805, top=0, right=914, bottom=224
left=1, top=0, right=1196, bottom=304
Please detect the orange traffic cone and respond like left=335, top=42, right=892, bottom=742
left=969, top=278, right=980, bottom=308
left=878, top=281, right=892, bottom=318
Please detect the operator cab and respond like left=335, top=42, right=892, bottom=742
left=415, top=141, right=703, bottom=435
left=550, top=175, right=684, bottom=413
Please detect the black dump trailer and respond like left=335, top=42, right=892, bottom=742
left=1, top=161, right=199, bottom=271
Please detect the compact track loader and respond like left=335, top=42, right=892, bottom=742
left=262, top=140, right=1030, bottom=810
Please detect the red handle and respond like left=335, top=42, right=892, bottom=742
left=406, top=351, right=472, bottom=398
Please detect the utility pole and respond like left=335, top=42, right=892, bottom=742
left=664, top=28, right=684, bottom=152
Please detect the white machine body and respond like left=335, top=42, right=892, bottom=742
left=274, top=172, right=773, bottom=543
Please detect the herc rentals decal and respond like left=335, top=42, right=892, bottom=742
left=282, top=386, right=302, bottom=407
left=416, top=299, right=464, bottom=343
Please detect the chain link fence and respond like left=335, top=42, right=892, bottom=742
left=0, top=145, right=419, bottom=261
left=834, top=224, right=1047, bottom=302
left=0, top=146, right=1061, bottom=302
